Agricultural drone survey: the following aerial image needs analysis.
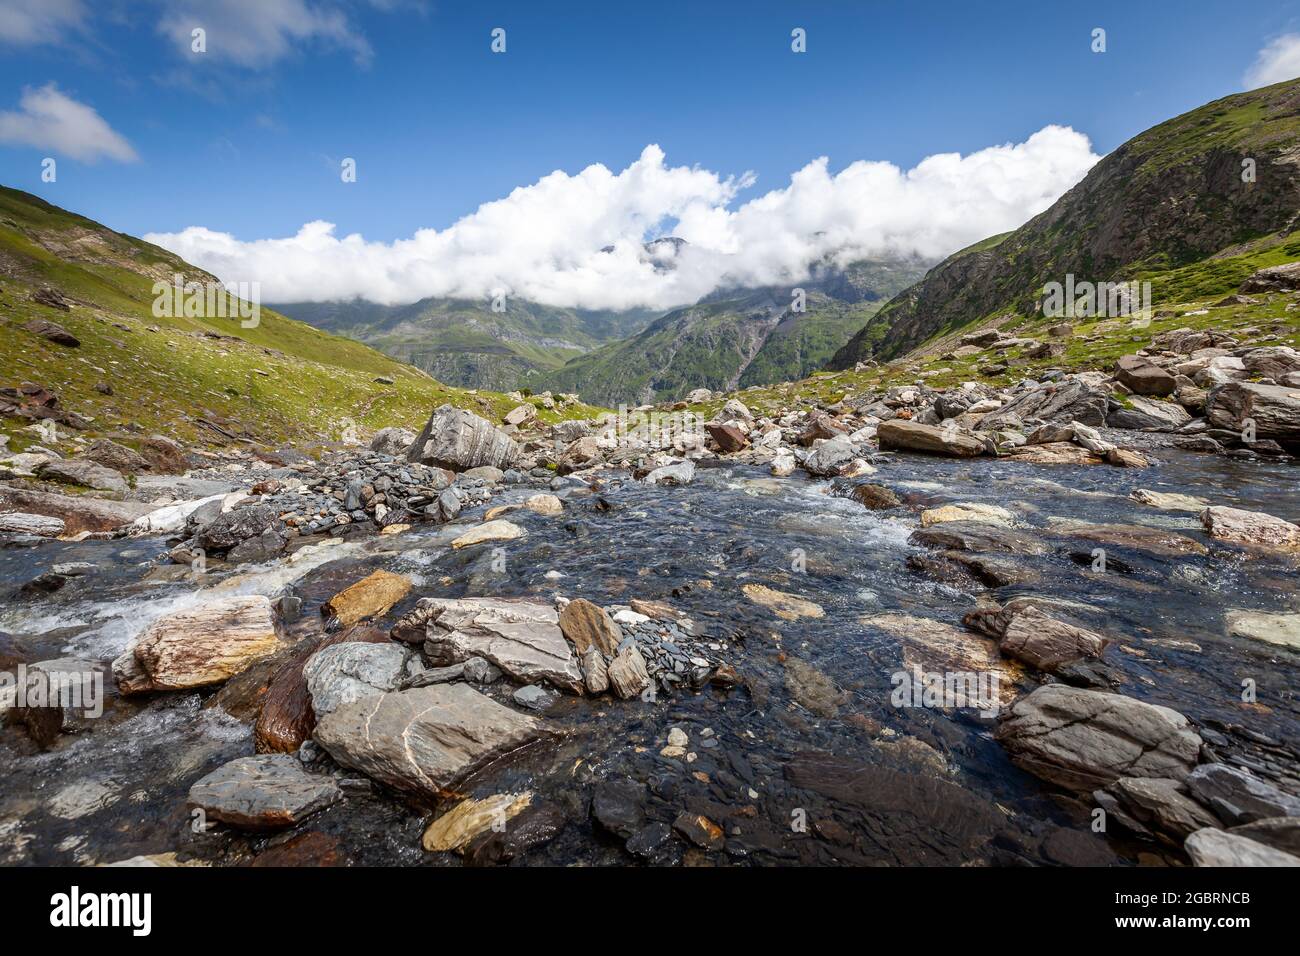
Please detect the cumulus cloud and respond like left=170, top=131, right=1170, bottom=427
left=157, top=0, right=372, bottom=68
left=147, top=130, right=1100, bottom=311
left=1244, top=34, right=1300, bottom=90
left=0, top=0, right=87, bottom=46
left=0, top=83, right=137, bottom=162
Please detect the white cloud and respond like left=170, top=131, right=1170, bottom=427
left=0, top=83, right=137, bottom=163
left=147, top=130, right=1100, bottom=311
left=1244, top=34, right=1300, bottom=89
left=0, top=0, right=87, bottom=46
left=157, top=0, right=372, bottom=68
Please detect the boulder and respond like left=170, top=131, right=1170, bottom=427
left=408, top=404, right=521, bottom=471
left=850, top=484, right=901, bottom=510
left=369, top=427, right=416, bottom=457
left=1206, top=382, right=1300, bottom=445
left=188, top=754, right=340, bottom=830
left=997, top=605, right=1109, bottom=673
left=558, top=598, right=622, bottom=656
left=422, top=792, right=534, bottom=852
left=321, top=570, right=413, bottom=625
left=1114, top=355, right=1176, bottom=396
left=1052, top=521, right=1207, bottom=557
left=450, top=519, right=526, bottom=549
left=302, top=641, right=408, bottom=719
left=0, top=512, right=65, bottom=537
left=504, top=404, right=537, bottom=427
left=114, top=595, right=284, bottom=694
left=1184, top=763, right=1300, bottom=825
left=1106, top=777, right=1221, bottom=841
left=1239, top=261, right=1300, bottom=294
left=741, top=583, right=824, bottom=620
left=1200, top=506, right=1300, bottom=553
left=801, top=437, right=859, bottom=474
left=995, top=685, right=1202, bottom=791
left=909, top=520, right=1050, bottom=555
left=36, top=458, right=128, bottom=495
left=607, top=643, right=651, bottom=699
left=1225, top=611, right=1300, bottom=650
left=1242, top=346, right=1300, bottom=381
left=1130, top=489, right=1208, bottom=512
left=644, top=461, right=695, bottom=486
left=877, top=420, right=985, bottom=457
left=393, top=596, right=584, bottom=693
left=979, top=378, right=1109, bottom=429
left=1184, top=828, right=1300, bottom=867
left=920, top=503, right=1014, bottom=527
left=23, top=318, right=78, bottom=345
left=705, top=422, right=748, bottom=453
left=0, top=487, right=153, bottom=534
left=254, top=626, right=391, bottom=753
left=313, top=684, right=545, bottom=798
left=1106, top=396, right=1191, bottom=431
left=86, top=439, right=149, bottom=474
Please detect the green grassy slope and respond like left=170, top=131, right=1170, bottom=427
left=0, top=186, right=601, bottom=455
left=828, top=78, right=1300, bottom=369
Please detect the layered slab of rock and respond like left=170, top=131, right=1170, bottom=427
left=114, top=595, right=285, bottom=694
left=188, top=754, right=340, bottom=830
left=0, top=512, right=65, bottom=536
left=877, top=420, right=986, bottom=457
left=0, top=487, right=153, bottom=534
left=1184, top=763, right=1300, bottom=825
left=421, top=791, right=534, bottom=852
left=996, top=685, right=1202, bottom=791
left=1184, top=828, right=1300, bottom=867
left=1225, top=611, right=1300, bottom=650
left=408, top=404, right=521, bottom=471
left=1200, top=506, right=1300, bottom=553
left=450, top=519, right=526, bottom=549
left=313, top=684, right=545, bottom=798
left=1052, top=521, right=1207, bottom=557
left=303, top=641, right=408, bottom=719
left=979, top=378, right=1109, bottom=429
left=976, top=604, right=1110, bottom=673
left=393, top=597, right=583, bottom=692
left=1206, top=381, right=1300, bottom=445
left=910, top=520, right=1050, bottom=555
left=558, top=598, right=621, bottom=655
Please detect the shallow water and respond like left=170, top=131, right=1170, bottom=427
left=2, top=449, right=1297, bottom=866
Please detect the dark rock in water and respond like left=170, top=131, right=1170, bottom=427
left=625, top=821, right=675, bottom=862
left=254, top=624, right=389, bottom=753
left=672, top=811, right=724, bottom=851
left=407, top=404, right=521, bottom=471
left=1184, top=763, right=1300, bottom=825
left=464, top=801, right=566, bottom=866
left=850, top=483, right=902, bottom=510
left=10, top=658, right=105, bottom=748
left=226, top=524, right=289, bottom=563
left=250, top=830, right=344, bottom=867
left=591, top=780, right=647, bottom=840
left=187, top=754, right=340, bottom=830
left=1039, top=826, right=1120, bottom=866
left=784, top=753, right=1004, bottom=864
left=909, top=520, right=1050, bottom=555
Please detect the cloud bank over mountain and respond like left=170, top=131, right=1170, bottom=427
left=147, top=127, right=1099, bottom=311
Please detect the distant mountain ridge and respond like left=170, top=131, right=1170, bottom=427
left=829, top=78, right=1300, bottom=369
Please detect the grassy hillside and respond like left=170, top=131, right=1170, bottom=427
left=829, top=78, right=1300, bottom=369
left=536, top=258, right=928, bottom=406
left=272, top=295, right=657, bottom=392
left=0, top=186, right=601, bottom=455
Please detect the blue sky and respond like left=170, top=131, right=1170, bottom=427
left=1, top=0, right=1299, bottom=309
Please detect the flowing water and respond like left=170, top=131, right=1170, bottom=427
left=2, top=449, right=1297, bottom=866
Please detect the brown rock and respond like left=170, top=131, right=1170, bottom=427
left=322, top=570, right=412, bottom=626
left=558, top=598, right=621, bottom=656
left=705, top=422, right=749, bottom=453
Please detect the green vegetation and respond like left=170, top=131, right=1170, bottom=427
left=0, top=185, right=602, bottom=455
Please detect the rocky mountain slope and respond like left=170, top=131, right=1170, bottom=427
left=0, top=186, right=600, bottom=461
left=829, top=77, right=1300, bottom=370
left=272, top=295, right=656, bottom=393
left=535, top=257, right=929, bottom=406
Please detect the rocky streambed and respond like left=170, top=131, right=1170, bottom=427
left=2, top=428, right=1298, bottom=866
